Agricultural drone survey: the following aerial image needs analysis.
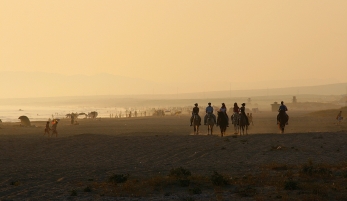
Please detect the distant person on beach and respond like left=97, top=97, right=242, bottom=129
left=190, top=103, right=201, bottom=126
left=277, top=101, right=289, bottom=125
left=71, top=114, right=75, bottom=125
left=51, top=120, right=58, bottom=137
left=44, top=121, right=51, bottom=135
left=336, top=111, right=343, bottom=125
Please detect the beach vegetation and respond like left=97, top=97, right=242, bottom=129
left=83, top=186, right=92, bottom=192
left=210, top=171, right=229, bottom=186
left=70, top=189, right=77, bottom=196
left=169, top=167, right=191, bottom=179
left=284, top=180, right=299, bottom=190
left=108, top=174, right=129, bottom=184
left=188, top=187, right=202, bottom=194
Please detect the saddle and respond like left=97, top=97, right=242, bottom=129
left=193, top=113, right=201, bottom=120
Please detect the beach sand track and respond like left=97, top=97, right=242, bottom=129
left=0, top=112, right=346, bottom=200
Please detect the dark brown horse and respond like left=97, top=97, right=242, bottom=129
left=277, top=110, right=288, bottom=134
left=193, top=114, right=201, bottom=135
left=239, top=113, right=248, bottom=135
left=217, top=111, right=228, bottom=137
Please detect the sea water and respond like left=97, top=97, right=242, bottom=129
left=0, top=105, right=131, bottom=122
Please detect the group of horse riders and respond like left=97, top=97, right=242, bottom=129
left=189, top=102, right=251, bottom=127
left=190, top=101, right=290, bottom=127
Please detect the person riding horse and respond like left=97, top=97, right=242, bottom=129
left=233, top=102, right=240, bottom=113
left=204, top=102, right=216, bottom=125
left=240, top=103, right=250, bottom=126
left=219, top=103, right=229, bottom=127
left=277, top=101, right=289, bottom=125
left=190, top=103, right=201, bottom=126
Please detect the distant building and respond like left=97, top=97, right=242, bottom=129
left=271, top=102, right=280, bottom=112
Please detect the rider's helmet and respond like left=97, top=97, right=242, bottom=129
left=194, top=103, right=198, bottom=106
left=208, top=102, right=211, bottom=105
left=222, top=103, right=225, bottom=106
left=281, top=101, right=284, bottom=104
left=242, top=103, right=245, bottom=106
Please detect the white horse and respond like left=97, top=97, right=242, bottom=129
left=231, top=113, right=240, bottom=134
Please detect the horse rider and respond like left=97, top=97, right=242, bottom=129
left=277, top=101, right=289, bottom=125
left=204, top=102, right=216, bottom=125
left=231, top=102, right=240, bottom=125
left=233, top=102, right=240, bottom=113
left=240, top=103, right=250, bottom=126
left=190, top=103, right=201, bottom=126
left=220, top=103, right=229, bottom=127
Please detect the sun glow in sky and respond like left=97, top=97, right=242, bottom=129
left=1, top=0, right=347, bottom=98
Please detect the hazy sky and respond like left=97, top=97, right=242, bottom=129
left=1, top=0, right=347, bottom=97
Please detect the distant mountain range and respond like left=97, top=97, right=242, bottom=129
left=1, top=71, right=346, bottom=99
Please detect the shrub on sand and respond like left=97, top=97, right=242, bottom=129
left=169, top=167, right=191, bottom=179
left=211, top=171, right=229, bottom=186
left=109, top=174, right=129, bottom=184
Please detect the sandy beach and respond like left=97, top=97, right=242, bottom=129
left=1, top=111, right=347, bottom=200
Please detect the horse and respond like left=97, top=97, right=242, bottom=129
left=277, top=110, right=288, bottom=134
left=192, top=114, right=201, bottom=135
left=217, top=111, right=228, bottom=137
left=206, top=113, right=215, bottom=135
left=231, top=113, right=240, bottom=134
left=239, top=113, right=248, bottom=135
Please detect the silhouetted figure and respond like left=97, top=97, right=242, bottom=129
left=240, top=103, right=249, bottom=126
left=204, top=102, right=216, bottom=125
left=190, top=103, right=201, bottom=126
left=277, top=101, right=289, bottom=125
left=220, top=103, right=229, bottom=127
left=51, top=120, right=58, bottom=137
left=71, top=114, right=75, bottom=125
left=44, top=121, right=51, bottom=136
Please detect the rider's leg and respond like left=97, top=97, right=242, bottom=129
left=277, top=114, right=279, bottom=124
left=190, top=115, right=193, bottom=126
left=286, top=114, right=289, bottom=125
left=213, top=114, right=216, bottom=124
left=198, top=115, right=201, bottom=125
left=204, top=115, right=207, bottom=125
left=225, top=113, right=229, bottom=127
